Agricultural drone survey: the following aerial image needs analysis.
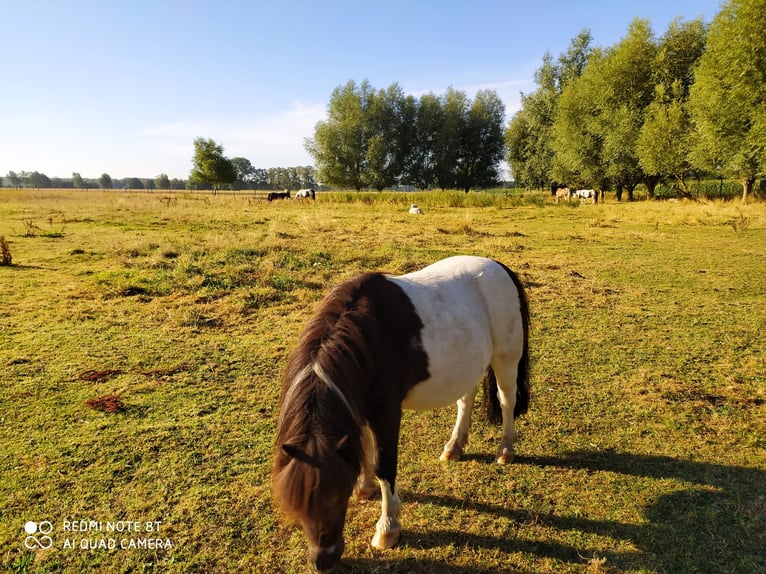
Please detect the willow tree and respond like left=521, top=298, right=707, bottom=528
left=688, top=0, right=766, bottom=202
left=638, top=18, right=707, bottom=197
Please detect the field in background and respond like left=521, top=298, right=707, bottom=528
left=1, top=189, right=764, bottom=573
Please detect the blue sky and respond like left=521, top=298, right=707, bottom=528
left=2, top=0, right=722, bottom=180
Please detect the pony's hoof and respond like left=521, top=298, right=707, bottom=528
left=371, top=527, right=400, bottom=550
left=496, top=451, right=515, bottom=464
left=440, top=449, right=461, bottom=462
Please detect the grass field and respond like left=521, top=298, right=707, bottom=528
left=1, top=189, right=764, bottom=573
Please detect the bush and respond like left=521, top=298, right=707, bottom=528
left=0, top=236, right=11, bottom=266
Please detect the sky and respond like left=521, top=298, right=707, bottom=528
left=2, top=0, right=724, bottom=181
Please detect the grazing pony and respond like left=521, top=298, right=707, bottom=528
left=555, top=187, right=571, bottom=203
left=573, top=189, right=597, bottom=204
left=268, top=190, right=291, bottom=201
left=273, top=256, right=530, bottom=571
left=295, top=188, right=316, bottom=200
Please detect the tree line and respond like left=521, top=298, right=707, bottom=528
left=305, top=81, right=506, bottom=193
left=3, top=154, right=315, bottom=192
left=507, top=0, right=766, bottom=202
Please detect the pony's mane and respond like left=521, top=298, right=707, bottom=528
left=273, top=273, right=383, bottom=520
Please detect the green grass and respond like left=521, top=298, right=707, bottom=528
left=1, top=189, right=764, bottom=573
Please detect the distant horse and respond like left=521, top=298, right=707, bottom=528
left=295, top=188, right=316, bottom=200
left=268, top=190, right=291, bottom=201
left=573, top=189, right=597, bottom=204
left=408, top=203, right=424, bottom=214
left=273, top=256, right=530, bottom=571
left=555, top=187, right=570, bottom=203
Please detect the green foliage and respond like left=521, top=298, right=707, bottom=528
left=307, top=80, right=506, bottom=192
left=510, top=2, right=765, bottom=203
left=189, top=137, right=237, bottom=191
left=688, top=0, right=766, bottom=201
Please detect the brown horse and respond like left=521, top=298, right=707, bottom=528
left=273, top=256, right=530, bottom=571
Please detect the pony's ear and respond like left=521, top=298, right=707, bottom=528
left=281, top=443, right=302, bottom=460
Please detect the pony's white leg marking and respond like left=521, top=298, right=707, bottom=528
left=355, top=425, right=378, bottom=499
left=493, top=357, right=520, bottom=464
left=440, top=388, right=477, bottom=461
left=371, top=479, right=401, bottom=550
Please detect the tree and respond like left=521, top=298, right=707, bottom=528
left=28, top=171, right=51, bottom=190
left=7, top=171, right=21, bottom=189
left=457, top=90, right=506, bottom=192
left=189, top=137, right=236, bottom=192
left=99, top=173, right=113, bottom=190
left=72, top=172, right=84, bottom=190
left=638, top=19, right=707, bottom=197
left=508, top=31, right=593, bottom=189
left=406, top=93, right=443, bottom=190
left=306, top=80, right=373, bottom=190
left=433, top=88, right=468, bottom=190
left=155, top=174, right=170, bottom=190
left=126, top=177, right=144, bottom=190
left=230, top=157, right=255, bottom=190
left=553, top=20, right=657, bottom=200
left=688, top=0, right=766, bottom=202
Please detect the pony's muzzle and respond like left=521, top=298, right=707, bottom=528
left=309, top=538, right=344, bottom=572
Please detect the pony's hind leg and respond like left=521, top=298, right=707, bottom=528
left=440, top=388, right=478, bottom=461
left=492, top=357, right=520, bottom=464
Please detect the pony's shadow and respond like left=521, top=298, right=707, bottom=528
left=339, top=450, right=765, bottom=573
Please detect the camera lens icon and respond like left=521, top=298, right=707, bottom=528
left=24, top=521, right=53, bottom=549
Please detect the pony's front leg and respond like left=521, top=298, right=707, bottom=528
left=440, top=389, right=477, bottom=461
left=369, top=408, right=402, bottom=550
left=371, top=478, right=401, bottom=550
left=354, top=424, right=378, bottom=499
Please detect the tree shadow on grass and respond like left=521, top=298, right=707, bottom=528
left=339, top=451, right=765, bottom=573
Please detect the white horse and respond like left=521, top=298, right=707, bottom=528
left=408, top=203, right=424, bottom=214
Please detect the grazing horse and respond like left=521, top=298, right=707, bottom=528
left=295, top=188, right=316, bottom=200
left=555, top=187, right=570, bottom=203
left=573, top=189, right=597, bottom=204
left=273, top=256, right=530, bottom=571
left=408, top=203, right=424, bottom=214
left=268, top=190, right=291, bottom=201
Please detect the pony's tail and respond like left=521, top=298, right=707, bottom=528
left=484, top=261, right=531, bottom=422
left=483, top=367, right=503, bottom=425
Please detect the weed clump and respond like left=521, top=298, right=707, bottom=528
left=0, top=236, right=11, bottom=266
left=84, top=394, right=124, bottom=413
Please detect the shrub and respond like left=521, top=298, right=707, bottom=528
left=0, top=236, right=11, bottom=266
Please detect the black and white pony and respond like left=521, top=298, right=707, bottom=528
left=295, top=188, right=316, bottom=200
left=573, top=189, right=597, bottom=203
left=273, top=256, right=530, bottom=571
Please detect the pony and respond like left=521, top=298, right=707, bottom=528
left=268, top=190, right=291, bottom=201
left=295, top=188, right=316, bottom=200
left=573, top=189, right=597, bottom=204
left=408, top=203, right=424, bottom=214
left=555, top=187, right=570, bottom=203
left=273, top=256, right=530, bottom=571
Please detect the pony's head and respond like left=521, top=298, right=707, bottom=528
left=273, top=273, right=380, bottom=569
left=274, top=428, right=362, bottom=570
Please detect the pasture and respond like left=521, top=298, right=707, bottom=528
left=1, top=189, right=764, bottom=573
